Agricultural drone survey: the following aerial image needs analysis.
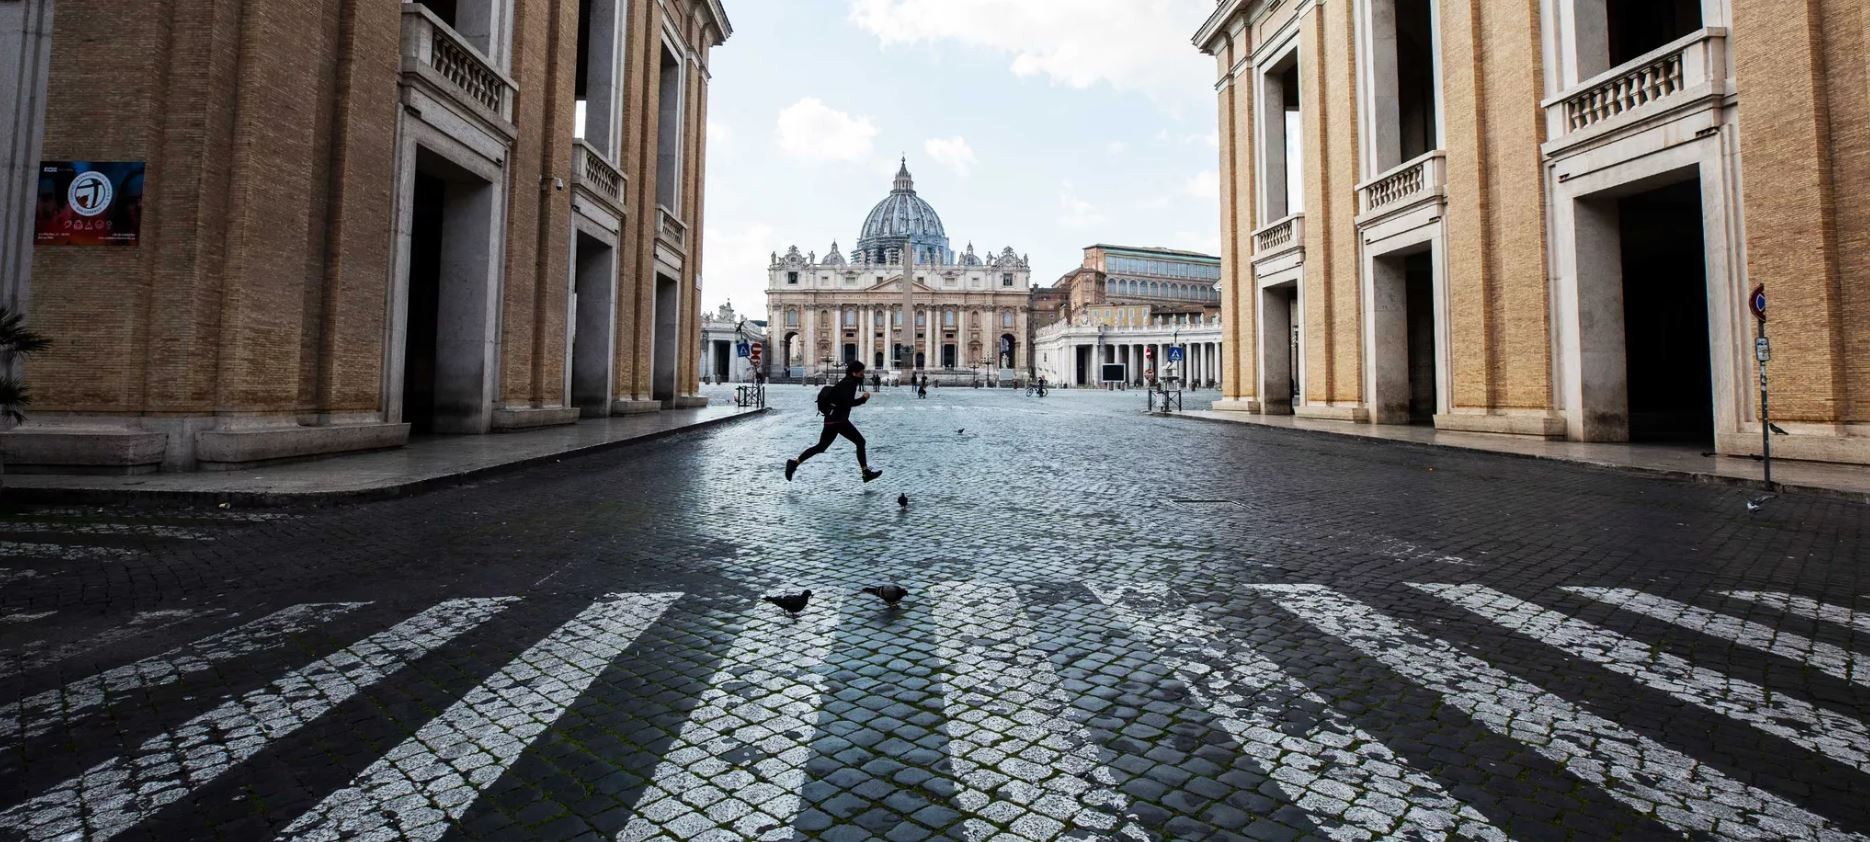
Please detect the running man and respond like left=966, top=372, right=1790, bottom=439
left=787, top=360, right=883, bottom=483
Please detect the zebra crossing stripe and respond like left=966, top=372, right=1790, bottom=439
left=0, top=522, right=220, bottom=541
left=0, top=609, right=217, bottom=682
left=0, top=597, right=516, bottom=841
left=0, top=609, right=55, bottom=624
left=278, top=592, right=681, bottom=841
left=1416, top=584, right=1870, bottom=776
left=615, top=595, right=845, bottom=841
left=1565, top=588, right=1869, bottom=688
left=1250, top=585, right=1859, bottom=840
left=1088, top=583, right=1509, bottom=841
left=934, top=582, right=1149, bottom=841
left=1722, top=591, right=1870, bottom=636
left=0, top=602, right=367, bottom=744
left=0, top=541, right=140, bottom=562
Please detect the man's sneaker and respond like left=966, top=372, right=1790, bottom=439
left=785, top=459, right=798, bottom=481
left=862, top=468, right=883, bottom=483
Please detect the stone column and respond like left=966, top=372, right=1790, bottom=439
left=954, top=307, right=966, bottom=370
left=802, top=307, right=817, bottom=377
left=926, top=309, right=938, bottom=370
left=860, top=308, right=872, bottom=369
left=0, top=0, right=54, bottom=312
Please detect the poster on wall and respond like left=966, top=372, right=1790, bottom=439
left=35, top=161, right=145, bottom=246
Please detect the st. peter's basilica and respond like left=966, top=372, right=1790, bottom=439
left=766, top=160, right=1033, bottom=381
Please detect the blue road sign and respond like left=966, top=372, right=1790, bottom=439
left=736, top=342, right=751, bottom=358
left=1167, top=346, right=1185, bottom=363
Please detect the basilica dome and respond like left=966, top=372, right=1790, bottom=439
left=856, top=159, right=953, bottom=264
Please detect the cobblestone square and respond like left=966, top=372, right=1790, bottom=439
left=1, top=385, right=1866, bottom=840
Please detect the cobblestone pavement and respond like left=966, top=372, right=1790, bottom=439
left=1, top=384, right=1867, bottom=841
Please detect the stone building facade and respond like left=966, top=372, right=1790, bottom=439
left=766, top=161, right=1033, bottom=382
left=1197, top=0, right=1870, bottom=463
left=700, top=302, right=766, bottom=384
left=0, top=0, right=729, bottom=472
left=1043, top=244, right=1223, bottom=324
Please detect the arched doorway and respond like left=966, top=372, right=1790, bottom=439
left=998, top=334, right=1018, bottom=369
left=782, top=331, right=799, bottom=375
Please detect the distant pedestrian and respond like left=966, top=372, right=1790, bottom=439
left=871, top=372, right=881, bottom=391
left=787, top=360, right=882, bottom=483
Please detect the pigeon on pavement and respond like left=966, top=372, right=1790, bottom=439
left=898, top=493, right=909, bottom=508
left=956, top=428, right=966, bottom=435
left=763, top=590, right=812, bottom=615
left=1745, top=495, right=1773, bottom=513
left=863, top=585, right=909, bottom=607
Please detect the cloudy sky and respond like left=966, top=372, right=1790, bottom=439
left=700, top=0, right=1222, bottom=321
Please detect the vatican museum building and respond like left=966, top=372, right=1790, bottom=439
left=767, top=161, right=1033, bottom=382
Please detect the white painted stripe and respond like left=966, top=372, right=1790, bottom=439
left=18, top=507, right=298, bottom=523
left=0, top=542, right=140, bottom=562
left=1417, top=583, right=1870, bottom=775
left=0, top=602, right=367, bottom=743
left=1723, top=591, right=1870, bottom=636
left=0, top=522, right=219, bottom=541
left=0, top=609, right=216, bottom=682
left=615, top=595, right=844, bottom=842
left=0, top=609, right=55, bottom=624
left=0, top=568, right=39, bottom=585
left=936, top=582, right=1149, bottom=841
left=0, top=597, right=515, bottom=841
left=1090, top=583, right=1509, bottom=841
left=1566, top=588, right=1868, bottom=688
left=1251, top=585, right=1859, bottom=840
left=279, top=592, right=681, bottom=842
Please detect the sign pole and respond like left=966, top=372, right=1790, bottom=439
left=1749, top=284, right=1772, bottom=491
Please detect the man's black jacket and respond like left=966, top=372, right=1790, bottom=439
left=823, top=374, right=864, bottom=423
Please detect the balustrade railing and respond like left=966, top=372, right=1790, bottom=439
left=657, top=207, right=687, bottom=249
left=1252, top=214, right=1304, bottom=257
left=1546, top=29, right=1726, bottom=140
left=572, top=139, right=625, bottom=207
left=1358, top=151, right=1445, bottom=217
left=401, top=6, right=515, bottom=122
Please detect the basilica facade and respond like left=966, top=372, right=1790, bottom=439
left=766, top=161, right=1032, bottom=381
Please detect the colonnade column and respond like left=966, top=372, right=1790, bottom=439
left=802, top=308, right=817, bottom=377
left=860, top=309, right=871, bottom=370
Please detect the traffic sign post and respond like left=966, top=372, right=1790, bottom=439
left=1750, top=286, right=1772, bottom=490
left=736, top=342, right=750, bottom=358
left=1167, top=346, right=1184, bottom=363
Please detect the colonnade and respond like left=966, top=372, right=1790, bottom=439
left=1088, top=340, right=1224, bottom=385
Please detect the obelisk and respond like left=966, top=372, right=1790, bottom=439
left=900, top=226, right=914, bottom=374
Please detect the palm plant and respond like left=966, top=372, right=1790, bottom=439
left=0, top=307, right=51, bottom=428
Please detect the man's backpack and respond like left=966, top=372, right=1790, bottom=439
left=815, top=385, right=835, bottom=416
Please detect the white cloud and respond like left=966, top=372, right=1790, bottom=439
left=1185, top=130, right=1219, bottom=149
left=1184, top=170, right=1220, bottom=200
left=924, top=136, right=978, bottom=177
left=701, top=222, right=779, bottom=320
left=1105, top=141, right=1129, bottom=157
left=775, top=98, right=878, bottom=162
left=848, top=0, right=1213, bottom=107
left=1058, top=181, right=1106, bottom=229
left=708, top=119, right=732, bottom=150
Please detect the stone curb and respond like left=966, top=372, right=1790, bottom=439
left=1162, top=410, right=1870, bottom=505
left=2, top=407, right=775, bottom=509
